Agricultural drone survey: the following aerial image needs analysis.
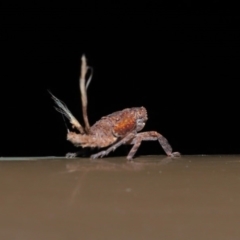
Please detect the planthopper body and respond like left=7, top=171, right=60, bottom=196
left=50, top=55, right=180, bottom=160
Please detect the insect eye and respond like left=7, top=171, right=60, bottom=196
left=137, top=119, right=144, bottom=124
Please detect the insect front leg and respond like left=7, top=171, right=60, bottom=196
left=127, top=131, right=181, bottom=160
left=90, top=133, right=136, bottom=159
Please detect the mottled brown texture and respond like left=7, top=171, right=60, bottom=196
left=50, top=55, right=180, bottom=160
left=65, top=107, right=180, bottom=160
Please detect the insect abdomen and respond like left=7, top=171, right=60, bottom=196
left=67, top=131, right=117, bottom=148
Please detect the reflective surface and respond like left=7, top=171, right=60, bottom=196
left=1, top=155, right=240, bottom=240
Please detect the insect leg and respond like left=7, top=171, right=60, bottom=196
left=66, top=148, right=90, bottom=158
left=127, top=131, right=181, bottom=160
left=90, top=133, right=135, bottom=159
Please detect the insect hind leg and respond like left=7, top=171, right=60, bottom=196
left=66, top=148, right=91, bottom=158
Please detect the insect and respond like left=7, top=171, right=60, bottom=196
left=49, top=55, right=180, bottom=160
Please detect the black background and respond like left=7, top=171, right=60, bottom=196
left=1, top=3, right=240, bottom=157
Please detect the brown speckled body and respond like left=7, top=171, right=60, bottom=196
left=66, top=107, right=180, bottom=160
left=67, top=107, right=146, bottom=148
left=50, top=55, right=180, bottom=160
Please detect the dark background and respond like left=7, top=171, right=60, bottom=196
left=1, top=4, right=240, bottom=157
